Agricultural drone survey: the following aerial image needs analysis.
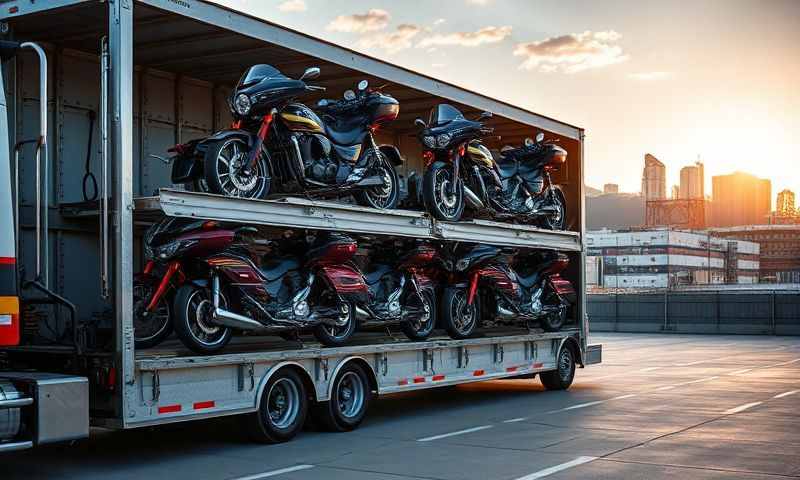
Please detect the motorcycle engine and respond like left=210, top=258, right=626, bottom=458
left=299, top=134, right=338, bottom=182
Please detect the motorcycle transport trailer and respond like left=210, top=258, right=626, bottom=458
left=0, top=0, right=600, bottom=451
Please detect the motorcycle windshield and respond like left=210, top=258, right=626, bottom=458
left=237, top=64, right=286, bottom=88
left=428, top=104, right=464, bottom=126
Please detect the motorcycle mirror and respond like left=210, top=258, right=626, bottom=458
left=535, top=132, right=545, bottom=143
left=343, top=89, right=356, bottom=101
left=414, top=118, right=427, bottom=128
left=479, top=111, right=493, bottom=120
left=524, top=137, right=535, bottom=147
left=317, top=99, right=329, bottom=107
left=300, top=67, right=320, bottom=80
left=358, top=79, right=369, bottom=91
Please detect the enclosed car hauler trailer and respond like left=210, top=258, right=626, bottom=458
left=0, top=0, right=599, bottom=450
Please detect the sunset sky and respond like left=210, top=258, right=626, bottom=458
left=215, top=0, right=800, bottom=206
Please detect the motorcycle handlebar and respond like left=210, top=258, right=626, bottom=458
left=306, top=85, right=326, bottom=92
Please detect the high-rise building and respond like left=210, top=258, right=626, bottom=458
left=603, top=183, right=619, bottom=194
left=670, top=185, right=680, bottom=200
left=679, top=161, right=704, bottom=199
left=777, top=189, right=796, bottom=216
left=642, top=153, right=666, bottom=201
left=711, top=172, right=771, bottom=227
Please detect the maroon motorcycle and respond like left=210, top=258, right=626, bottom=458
left=440, top=244, right=575, bottom=339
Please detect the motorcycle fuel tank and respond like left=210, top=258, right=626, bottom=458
left=280, top=103, right=324, bottom=133
left=467, top=141, right=494, bottom=168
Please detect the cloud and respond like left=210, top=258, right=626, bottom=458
left=628, top=71, right=673, bottom=81
left=327, top=9, right=390, bottom=33
left=513, top=30, right=628, bottom=73
left=358, top=24, right=423, bottom=53
left=277, top=0, right=306, bottom=12
left=417, top=25, right=512, bottom=48
left=467, top=0, right=492, bottom=4
left=433, top=18, right=446, bottom=26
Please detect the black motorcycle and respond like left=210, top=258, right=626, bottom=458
left=166, top=65, right=403, bottom=209
left=416, top=104, right=568, bottom=229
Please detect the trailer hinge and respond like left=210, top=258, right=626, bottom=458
left=422, top=349, right=435, bottom=373
left=457, top=346, right=470, bottom=368
left=551, top=339, right=559, bottom=356
left=315, top=358, right=330, bottom=381
left=378, top=353, right=389, bottom=376
left=151, top=370, right=160, bottom=405
left=238, top=363, right=255, bottom=392
left=493, top=344, right=504, bottom=364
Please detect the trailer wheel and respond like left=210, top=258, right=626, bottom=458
left=313, top=363, right=371, bottom=432
left=247, top=368, right=308, bottom=443
left=540, top=345, right=575, bottom=390
left=441, top=287, right=478, bottom=339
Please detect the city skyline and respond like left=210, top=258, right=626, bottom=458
left=211, top=0, right=800, bottom=201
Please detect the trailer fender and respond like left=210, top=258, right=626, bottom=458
left=254, top=361, right=316, bottom=408
left=378, top=145, right=404, bottom=166
left=324, top=356, right=378, bottom=402
left=559, top=336, right=583, bottom=367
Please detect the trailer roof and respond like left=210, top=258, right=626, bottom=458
left=3, top=0, right=583, bottom=142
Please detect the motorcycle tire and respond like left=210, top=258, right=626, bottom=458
left=203, top=137, right=271, bottom=200
left=173, top=284, right=232, bottom=354
left=541, top=304, right=567, bottom=332
left=313, top=301, right=357, bottom=347
left=354, top=153, right=400, bottom=210
left=400, top=290, right=437, bottom=341
left=541, top=188, right=567, bottom=231
left=423, top=161, right=465, bottom=222
left=441, top=287, right=479, bottom=339
left=133, top=277, right=173, bottom=349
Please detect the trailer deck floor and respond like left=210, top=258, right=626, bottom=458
left=5, top=333, right=800, bottom=480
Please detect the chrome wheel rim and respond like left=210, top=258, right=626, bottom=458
left=412, top=294, right=433, bottom=334
left=433, top=168, right=460, bottom=218
left=185, top=289, right=228, bottom=347
left=450, top=290, right=476, bottom=335
left=267, top=378, right=300, bottom=429
left=366, top=161, right=395, bottom=209
left=322, top=303, right=353, bottom=339
left=215, top=138, right=268, bottom=198
left=337, top=371, right=365, bottom=419
left=133, top=283, right=170, bottom=342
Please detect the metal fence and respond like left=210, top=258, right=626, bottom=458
left=588, top=290, right=800, bottom=335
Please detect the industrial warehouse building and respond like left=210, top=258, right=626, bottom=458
left=587, top=229, right=759, bottom=288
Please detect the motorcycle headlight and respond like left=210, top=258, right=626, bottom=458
left=234, top=93, right=251, bottom=116
left=422, top=135, right=436, bottom=148
left=436, top=133, right=452, bottom=148
left=455, top=258, right=470, bottom=272
left=155, top=240, right=196, bottom=260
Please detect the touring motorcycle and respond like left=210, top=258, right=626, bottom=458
left=416, top=104, right=568, bottom=229
left=164, top=65, right=403, bottom=209
left=439, top=243, right=575, bottom=339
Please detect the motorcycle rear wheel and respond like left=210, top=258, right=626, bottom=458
left=313, top=301, right=357, bottom=347
left=354, top=152, right=400, bottom=210
left=400, top=290, right=437, bottom=341
left=423, top=162, right=465, bottom=222
left=173, top=285, right=232, bottom=354
left=203, top=137, right=271, bottom=200
left=541, top=188, right=567, bottom=230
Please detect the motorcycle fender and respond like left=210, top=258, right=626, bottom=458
left=317, top=264, right=369, bottom=301
left=197, top=129, right=257, bottom=152
left=170, top=154, right=198, bottom=184
left=378, top=144, right=404, bottom=166
left=548, top=274, right=576, bottom=303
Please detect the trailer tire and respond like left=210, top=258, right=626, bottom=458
left=540, top=345, right=575, bottom=391
left=246, top=368, right=308, bottom=443
left=313, top=363, right=371, bottom=432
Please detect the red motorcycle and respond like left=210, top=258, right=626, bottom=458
left=440, top=244, right=575, bottom=339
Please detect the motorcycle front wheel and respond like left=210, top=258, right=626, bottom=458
left=133, top=277, right=173, bottom=349
left=354, top=151, right=400, bottom=210
left=441, top=287, right=479, bottom=339
left=423, top=162, right=465, bottom=221
left=203, top=137, right=271, bottom=199
left=173, top=285, right=232, bottom=354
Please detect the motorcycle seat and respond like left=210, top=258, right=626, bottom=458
left=324, top=115, right=368, bottom=146
left=259, top=257, right=300, bottom=282
left=363, top=264, right=392, bottom=285
left=495, top=158, right=518, bottom=179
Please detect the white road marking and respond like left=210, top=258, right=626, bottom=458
left=503, top=417, right=528, bottom=423
left=547, top=400, right=606, bottom=413
left=417, top=425, right=493, bottom=442
left=651, top=376, right=719, bottom=392
left=776, top=358, right=800, bottom=366
left=514, top=456, right=598, bottom=479
left=610, top=394, right=637, bottom=400
left=638, top=366, right=662, bottom=372
left=674, top=355, right=735, bottom=367
left=727, top=368, right=752, bottom=375
left=723, top=401, right=763, bottom=415
left=231, top=465, right=314, bottom=480
left=773, top=390, right=798, bottom=399
left=654, top=385, right=675, bottom=391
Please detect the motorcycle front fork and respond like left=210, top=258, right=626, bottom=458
left=145, top=260, right=183, bottom=313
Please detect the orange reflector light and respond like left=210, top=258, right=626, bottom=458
left=193, top=401, right=215, bottom=410
left=473, top=369, right=485, bottom=376
left=158, top=404, right=182, bottom=414
left=0, top=296, right=20, bottom=346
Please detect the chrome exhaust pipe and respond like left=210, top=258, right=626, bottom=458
left=354, top=305, right=372, bottom=321
left=463, top=185, right=484, bottom=209
left=496, top=304, right=516, bottom=319
left=212, top=307, right=264, bottom=330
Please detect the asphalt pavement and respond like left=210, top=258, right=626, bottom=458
left=5, top=333, right=800, bottom=479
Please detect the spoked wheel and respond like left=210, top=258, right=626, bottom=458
left=173, top=285, right=232, bottom=354
left=313, top=362, right=371, bottom=432
left=355, top=152, right=400, bottom=209
left=540, top=345, right=576, bottom=390
left=313, top=301, right=357, bottom=347
left=441, top=287, right=479, bottom=339
left=133, top=277, right=173, bottom=349
left=246, top=368, right=308, bottom=443
left=203, top=137, right=271, bottom=199
left=542, top=188, right=567, bottom=230
left=423, top=162, right=464, bottom=221
left=400, top=289, right=437, bottom=341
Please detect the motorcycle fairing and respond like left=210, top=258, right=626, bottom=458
left=317, top=263, right=369, bottom=302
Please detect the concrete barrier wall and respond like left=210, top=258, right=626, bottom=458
left=588, top=291, right=800, bottom=335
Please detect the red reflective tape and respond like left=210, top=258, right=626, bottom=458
left=413, top=376, right=425, bottom=384
left=506, top=367, right=518, bottom=373
left=0, top=257, right=15, bottom=265
left=158, top=404, right=182, bottom=414
left=473, top=369, right=485, bottom=376
left=533, top=362, right=544, bottom=369
left=398, top=378, right=409, bottom=386
left=193, top=401, right=215, bottom=410
left=432, top=374, right=445, bottom=381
